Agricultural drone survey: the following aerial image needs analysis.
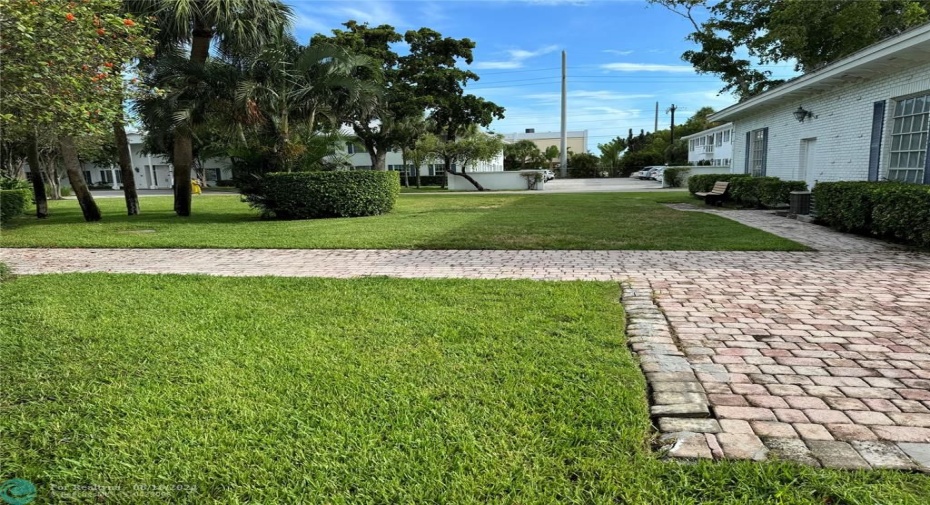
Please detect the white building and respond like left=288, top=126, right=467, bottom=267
left=500, top=129, right=589, bottom=155
left=341, top=140, right=505, bottom=176
left=26, top=132, right=233, bottom=189
left=710, top=23, right=930, bottom=189
left=681, top=123, right=734, bottom=168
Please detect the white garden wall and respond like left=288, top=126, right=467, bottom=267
left=447, top=170, right=547, bottom=191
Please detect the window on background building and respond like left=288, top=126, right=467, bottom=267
left=724, top=130, right=730, bottom=143
left=206, top=168, right=220, bottom=181
left=888, top=93, right=929, bottom=183
left=115, top=171, right=122, bottom=184
left=83, top=171, right=92, bottom=184
left=716, top=133, right=722, bottom=146
left=100, top=170, right=113, bottom=184
left=355, top=165, right=372, bottom=170
left=346, top=142, right=362, bottom=154
left=749, top=129, right=767, bottom=176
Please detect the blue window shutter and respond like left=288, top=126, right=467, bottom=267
left=744, top=131, right=751, bottom=174
left=761, top=127, right=769, bottom=176
left=868, top=101, right=885, bottom=182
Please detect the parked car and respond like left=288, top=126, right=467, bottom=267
left=635, top=166, right=664, bottom=180
left=543, top=169, right=555, bottom=181
left=651, top=166, right=666, bottom=182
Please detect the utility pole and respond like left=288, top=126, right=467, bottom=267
left=666, top=104, right=677, bottom=165
left=559, top=50, right=568, bottom=178
left=654, top=101, right=659, bottom=132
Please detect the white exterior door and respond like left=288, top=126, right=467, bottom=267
left=799, top=138, right=817, bottom=188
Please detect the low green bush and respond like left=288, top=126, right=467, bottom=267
left=687, top=174, right=750, bottom=194
left=256, top=171, right=400, bottom=220
left=814, top=181, right=930, bottom=247
left=1, top=189, right=31, bottom=224
left=663, top=167, right=689, bottom=188
left=1, top=176, right=31, bottom=190
left=403, top=175, right=446, bottom=187
left=689, top=174, right=805, bottom=207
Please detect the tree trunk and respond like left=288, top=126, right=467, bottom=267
left=40, top=155, right=61, bottom=200
left=401, top=151, right=409, bottom=187
left=58, top=134, right=101, bottom=222
left=367, top=145, right=386, bottom=171
left=114, top=121, right=140, bottom=215
left=27, top=131, right=48, bottom=218
left=415, top=164, right=421, bottom=188
left=445, top=157, right=485, bottom=191
left=173, top=132, right=193, bottom=217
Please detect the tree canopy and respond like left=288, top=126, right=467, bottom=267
left=652, top=0, right=930, bottom=99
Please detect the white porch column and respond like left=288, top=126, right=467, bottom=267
left=110, top=165, right=119, bottom=190
left=146, top=154, right=156, bottom=189
left=168, top=164, right=174, bottom=187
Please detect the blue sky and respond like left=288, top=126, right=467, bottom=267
left=289, top=0, right=800, bottom=151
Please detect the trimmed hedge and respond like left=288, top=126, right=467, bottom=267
left=1, top=189, right=31, bottom=224
left=256, top=171, right=400, bottom=220
left=813, top=181, right=930, bottom=248
left=688, top=174, right=806, bottom=207
left=663, top=167, right=689, bottom=188
left=687, top=174, right=751, bottom=195
left=402, top=175, right=446, bottom=187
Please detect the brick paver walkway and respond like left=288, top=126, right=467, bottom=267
left=3, top=244, right=929, bottom=469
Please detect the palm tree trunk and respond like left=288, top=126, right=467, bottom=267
left=27, top=130, right=48, bottom=218
left=173, top=132, right=193, bottom=217
left=114, top=121, right=140, bottom=215
left=401, top=151, right=409, bottom=187
left=171, top=15, right=213, bottom=215
left=415, top=164, right=421, bottom=188
left=58, top=134, right=101, bottom=222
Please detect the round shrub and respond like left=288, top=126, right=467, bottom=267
left=1, top=189, right=31, bottom=224
left=663, top=167, right=690, bottom=188
left=687, top=174, right=751, bottom=195
left=257, top=171, right=400, bottom=220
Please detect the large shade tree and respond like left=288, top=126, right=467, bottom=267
left=1, top=0, right=152, bottom=221
left=128, top=0, right=293, bottom=216
left=400, top=28, right=505, bottom=191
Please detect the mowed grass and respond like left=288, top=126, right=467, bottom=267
left=0, top=192, right=808, bottom=250
left=2, top=274, right=927, bottom=504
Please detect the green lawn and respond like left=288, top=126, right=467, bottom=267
left=0, top=192, right=808, bottom=250
left=2, top=274, right=926, bottom=504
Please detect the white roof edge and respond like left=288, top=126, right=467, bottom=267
left=710, top=23, right=930, bottom=121
left=680, top=122, right=734, bottom=140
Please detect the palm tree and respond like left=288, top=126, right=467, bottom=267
left=127, top=0, right=293, bottom=216
left=235, top=38, right=381, bottom=172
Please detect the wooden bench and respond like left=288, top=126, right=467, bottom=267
left=695, top=181, right=730, bottom=206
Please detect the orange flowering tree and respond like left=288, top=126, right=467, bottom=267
left=0, top=0, right=153, bottom=221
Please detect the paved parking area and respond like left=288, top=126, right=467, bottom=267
left=3, top=211, right=929, bottom=469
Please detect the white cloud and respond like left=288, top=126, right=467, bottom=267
left=291, top=1, right=409, bottom=36
left=603, top=49, right=634, bottom=56
left=526, top=90, right=654, bottom=103
left=600, top=62, right=695, bottom=73
left=474, top=45, right=560, bottom=70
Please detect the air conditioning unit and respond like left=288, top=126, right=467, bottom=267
left=789, top=191, right=812, bottom=215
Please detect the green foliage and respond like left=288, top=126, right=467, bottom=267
left=1, top=189, right=31, bottom=224
left=0, top=177, right=30, bottom=190
left=1, top=0, right=153, bottom=135
left=688, top=175, right=806, bottom=207
left=0, top=262, right=11, bottom=282
left=402, top=175, right=445, bottom=187
left=620, top=151, right=667, bottom=177
left=687, top=174, right=751, bottom=194
left=813, top=181, right=930, bottom=247
left=504, top=140, right=541, bottom=169
left=663, top=167, right=690, bottom=188
left=256, top=171, right=399, bottom=219
left=652, top=0, right=929, bottom=98
left=567, top=153, right=601, bottom=178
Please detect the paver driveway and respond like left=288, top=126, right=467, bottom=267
left=3, top=214, right=929, bottom=469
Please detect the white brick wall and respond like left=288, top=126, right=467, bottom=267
left=731, top=61, right=930, bottom=184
